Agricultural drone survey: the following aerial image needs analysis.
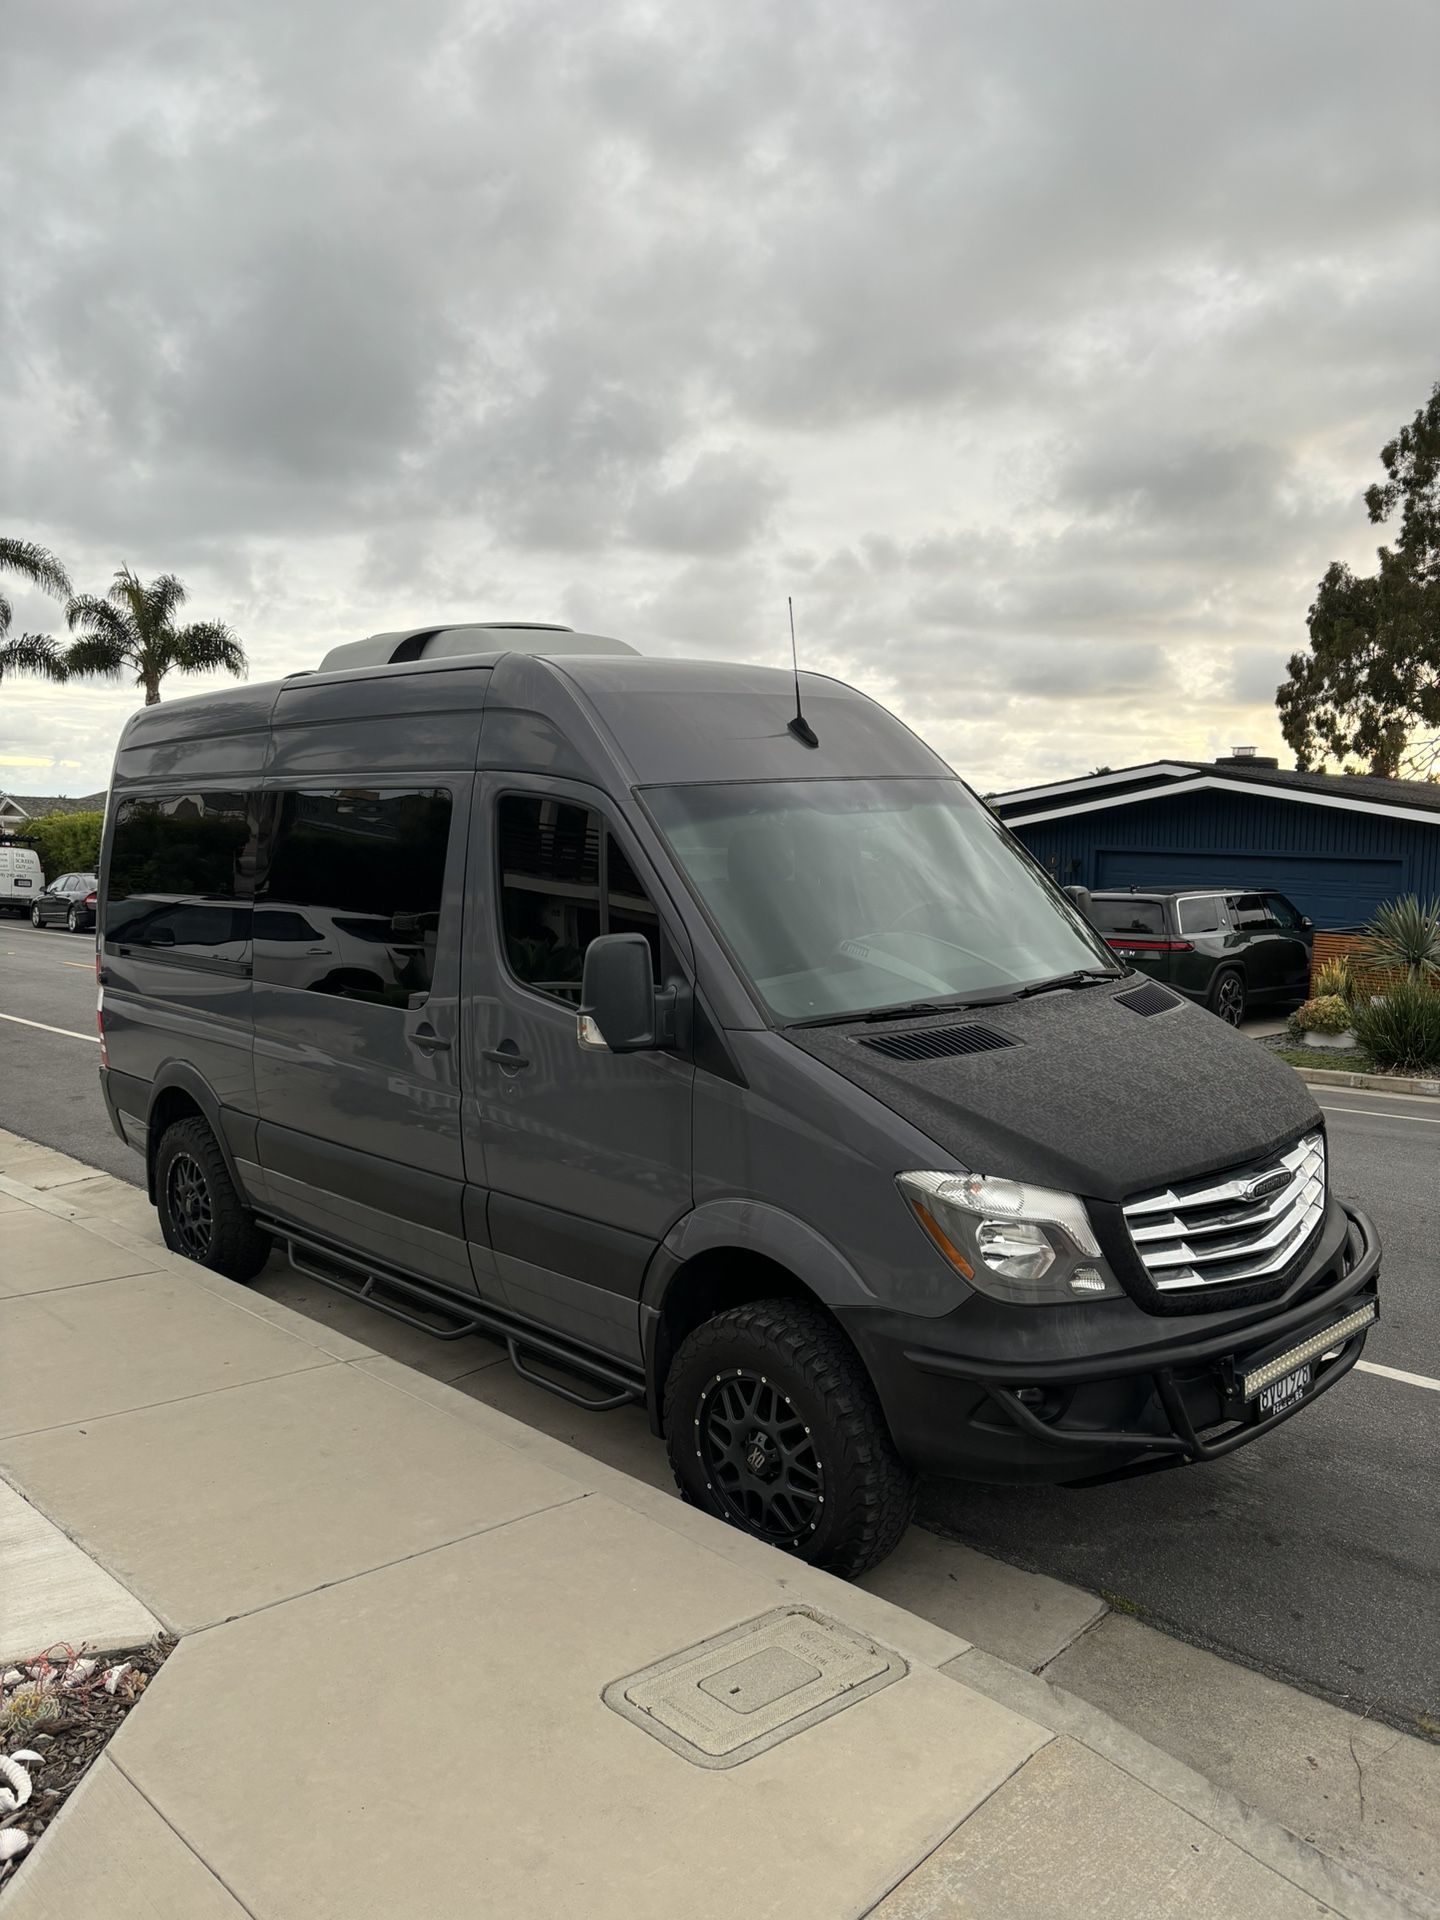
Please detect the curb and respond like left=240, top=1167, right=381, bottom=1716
left=1291, top=1066, right=1440, bottom=1099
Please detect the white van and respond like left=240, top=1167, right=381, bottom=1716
left=0, top=842, right=44, bottom=913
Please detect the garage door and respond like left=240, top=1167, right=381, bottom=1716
left=1093, top=851, right=1405, bottom=930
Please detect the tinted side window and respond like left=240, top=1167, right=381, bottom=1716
left=255, top=788, right=452, bottom=1006
left=105, top=793, right=255, bottom=958
left=1231, top=894, right=1271, bottom=931
left=1089, top=899, right=1167, bottom=937
left=498, top=795, right=661, bottom=1003
left=1178, top=895, right=1225, bottom=935
left=1266, top=894, right=1300, bottom=928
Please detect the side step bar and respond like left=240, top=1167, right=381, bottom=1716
left=259, top=1217, right=646, bottom=1415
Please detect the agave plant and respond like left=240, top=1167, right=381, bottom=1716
left=1364, top=896, right=1440, bottom=986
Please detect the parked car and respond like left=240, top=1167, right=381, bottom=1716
left=30, top=871, right=99, bottom=933
left=0, top=842, right=44, bottom=915
left=1086, top=888, right=1313, bottom=1027
left=95, top=627, right=1380, bottom=1577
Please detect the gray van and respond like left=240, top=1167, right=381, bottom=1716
left=97, top=626, right=1381, bottom=1575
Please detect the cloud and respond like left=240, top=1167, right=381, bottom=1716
left=1, top=0, right=1438, bottom=793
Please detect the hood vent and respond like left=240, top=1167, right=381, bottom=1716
left=1116, top=982, right=1181, bottom=1017
left=861, top=1024, right=1018, bottom=1063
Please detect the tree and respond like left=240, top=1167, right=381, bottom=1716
left=62, top=566, right=246, bottom=705
left=25, top=810, right=104, bottom=877
left=0, top=538, right=71, bottom=684
left=1278, top=382, right=1440, bottom=779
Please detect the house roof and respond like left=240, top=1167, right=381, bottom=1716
left=995, top=760, right=1440, bottom=828
left=0, top=792, right=107, bottom=819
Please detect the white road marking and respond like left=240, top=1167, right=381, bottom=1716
left=61, top=961, right=92, bottom=970
left=1320, top=1102, right=1440, bottom=1125
left=0, top=1011, right=98, bottom=1044
left=1357, top=1360, right=1440, bottom=1393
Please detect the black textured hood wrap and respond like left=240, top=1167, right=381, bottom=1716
left=785, top=985, right=1320, bottom=1203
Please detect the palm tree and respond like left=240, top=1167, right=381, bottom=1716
left=0, top=538, right=72, bottom=683
left=63, top=566, right=247, bottom=706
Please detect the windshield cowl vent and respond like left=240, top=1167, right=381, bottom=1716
left=860, top=1025, right=1019, bottom=1063
left=1115, top=982, right=1181, bottom=1017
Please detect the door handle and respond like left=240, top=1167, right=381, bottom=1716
left=482, top=1042, right=530, bottom=1071
left=413, top=1025, right=452, bottom=1053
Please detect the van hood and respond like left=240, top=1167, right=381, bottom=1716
left=785, top=982, right=1320, bottom=1203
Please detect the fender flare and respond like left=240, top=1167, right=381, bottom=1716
left=144, top=1062, right=246, bottom=1203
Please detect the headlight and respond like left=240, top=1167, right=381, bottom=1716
left=897, top=1170, right=1122, bottom=1305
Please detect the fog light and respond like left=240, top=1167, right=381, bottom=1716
left=1070, top=1268, right=1107, bottom=1295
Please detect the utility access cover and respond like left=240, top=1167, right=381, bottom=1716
left=603, top=1606, right=907, bottom=1768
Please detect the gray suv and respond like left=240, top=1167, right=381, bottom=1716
left=97, top=626, right=1381, bottom=1575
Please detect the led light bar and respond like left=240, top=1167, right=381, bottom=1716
left=1241, top=1303, right=1377, bottom=1400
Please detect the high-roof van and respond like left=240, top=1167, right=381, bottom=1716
left=97, top=626, right=1381, bottom=1574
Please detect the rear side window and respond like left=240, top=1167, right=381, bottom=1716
left=255, top=787, right=453, bottom=1006
left=1089, top=898, right=1168, bottom=937
left=1231, top=894, right=1271, bottom=931
left=106, top=793, right=255, bottom=958
left=1177, top=895, right=1226, bottom=934
left=498, top=795, right=661, bottom=1003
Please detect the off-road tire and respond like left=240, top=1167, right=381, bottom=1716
left=1208, top=966, right=1246, bottom=1027
left=154, top=1116, right=271, bottom=1283
left=663, top=1298, right=916, bottom=1578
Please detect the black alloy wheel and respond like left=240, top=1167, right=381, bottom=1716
left=695, top=1368, right=825, bottom=1549
left=165, top=1151, right=214, bottom=1261
left=1211, top=969, right=1246, bottom=1027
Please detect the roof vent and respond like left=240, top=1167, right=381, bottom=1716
left=316, top=624, right=638, bottom=675
left=860, top=1025, right=1018, bottom=1063
left=1115, top=982, right=1181, bottom=1017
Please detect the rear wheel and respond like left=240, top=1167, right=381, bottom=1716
left=30, top=905, right=42, bottom=927
left=154, top=1116, right=271, bottom=1283
left=663, top=1298, right=915, bottom=1578
left=66, top=905, right=80, bottom=933
left=1208, top=967, right=1246, bottom=1027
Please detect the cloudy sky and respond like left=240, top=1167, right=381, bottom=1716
left=2, top=0, right=1437, bottom=798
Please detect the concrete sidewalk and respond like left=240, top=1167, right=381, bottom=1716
left=0, top=1133, right=1425, bottom=1919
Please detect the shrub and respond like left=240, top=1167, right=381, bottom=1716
left=1364, top=896, right=1440, bottom=987
left=24, top=809, right=103, bottom=880
left=1312, top=957, right=1356, bottom=1005
left=1352, top=979, right=1440, bottom=1073
left=1289, top=995, right=1354, bottom=1038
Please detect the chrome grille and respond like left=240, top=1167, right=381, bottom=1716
left=1123, top=1133, right=1326, bottom=1293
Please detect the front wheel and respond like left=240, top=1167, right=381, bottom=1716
left=66, top=906, right=80, bottom=933
left=1208, top=967, right=1246, bottom=1027
left=154, top=1116, right=271, bottom=1283
left=663, top=1298, right=915, bottom=1578
left=30, top=906, right=42, bottom=927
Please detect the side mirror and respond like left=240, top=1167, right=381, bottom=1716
left=1300, top=916, right=1314, bottom=931
left=579, top=933, right=666, bottom=1053
left=147, top=925, right=177, bottom=949
left=1063, top=884, right=1093, bottom=921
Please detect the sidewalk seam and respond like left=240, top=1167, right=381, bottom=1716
left=0, top=1462, right=175, bottom=1640
left=0, top=1355, right=340, bottom=1445
left=106, top=1753, right=262, bottom=1920
left=180, top=1490, right=594, bottom=1637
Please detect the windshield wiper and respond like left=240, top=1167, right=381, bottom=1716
left=789, top=996, right=981, bottom=1029
left=999, top=968, right=1124, bottom=1002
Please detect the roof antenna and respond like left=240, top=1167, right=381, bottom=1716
left=786, top=596, right=819, bottom=748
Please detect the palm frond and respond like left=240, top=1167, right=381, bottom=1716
left=0, top=538, right=72, bottom=601
left=66, top=593, right=132, bottom=645
left=172, top=620, right=248, bottom=679
left=0, top=591, right=10, bottom=637
left=61, top=633, right=131, bottom=682
left=0, top=633, right=69, bottom=681
left=106, top=566, right=150, bottom=630
left=146, top=572, right=188, bottom=630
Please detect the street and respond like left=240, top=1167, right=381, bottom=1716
left=2, top=914, right=1436, bottom=1736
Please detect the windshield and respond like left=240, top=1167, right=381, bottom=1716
left=645, top=778, right=1118, bottom=1022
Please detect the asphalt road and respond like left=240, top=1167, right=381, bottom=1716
left=2, top=915, right=1437, bottom=1734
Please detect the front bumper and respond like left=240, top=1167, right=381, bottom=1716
left=844, top=1201, right=1380, bottom=1486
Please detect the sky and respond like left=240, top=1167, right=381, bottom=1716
left=2, top=0, right=1438, bottom=799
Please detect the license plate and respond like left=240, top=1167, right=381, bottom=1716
left=1255, top=1362, right=1312, bottom=1419
left=12, top=877, right=31, bottom=888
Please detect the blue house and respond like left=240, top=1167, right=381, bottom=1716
left=993, top=752, right=1440, bottom=930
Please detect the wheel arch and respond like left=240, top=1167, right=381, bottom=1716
left=145, top=1065, right=243, bottom=1205
left=640, top=1201, right=880, bottom=1437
